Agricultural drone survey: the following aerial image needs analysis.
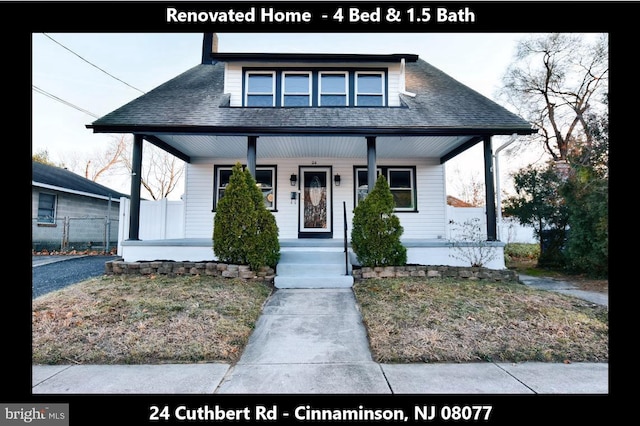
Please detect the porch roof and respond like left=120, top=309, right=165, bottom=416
left=87, top=57, right=535, bottom=163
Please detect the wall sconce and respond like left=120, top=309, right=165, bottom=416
left=290, top=174, right=297, bottom=186
left=334, top=174, right=341, bottom=186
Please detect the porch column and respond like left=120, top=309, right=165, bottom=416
left=128, top=133, right=143, bottom=241
left=366, top=136, right=377, bottom=194
left=247, top=136, right=257, bottom=177
left=483, top=136, right=497, bottom=241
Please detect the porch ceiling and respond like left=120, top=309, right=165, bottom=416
left=145, top=133, right=475, bottom=162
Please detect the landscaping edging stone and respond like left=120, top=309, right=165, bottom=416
left=352, top=265, right=518, bottom=282
left=105, top=260, right=275, bottom=281
left=106, top=260, right=517, bottom=283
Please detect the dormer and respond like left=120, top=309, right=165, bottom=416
left=202, top=33, right=418, bottom=109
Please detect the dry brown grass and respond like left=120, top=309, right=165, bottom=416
left=353, top=278, right=608, bottom=364
left=33, top=273, right=608, bottom=366
left=32, top=274, right=273, bottom=365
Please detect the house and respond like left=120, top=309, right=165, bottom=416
left=87, top=33, right=535, bottom=286
left=32, top=160, right=127, bottom=253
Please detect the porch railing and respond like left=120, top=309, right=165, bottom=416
left=343, top=201, right=349, bottom=276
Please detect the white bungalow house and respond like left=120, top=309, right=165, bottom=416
left=88, top=34, right=535, bottom=287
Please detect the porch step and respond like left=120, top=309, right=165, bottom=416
left=274, top=250, right=354, bottom=289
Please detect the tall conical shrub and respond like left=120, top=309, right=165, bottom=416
left=351, top=174, right=407, bottom=267
left=213, top=162, right=280, bottom=270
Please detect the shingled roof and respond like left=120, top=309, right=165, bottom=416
left=88, top=58, right=534, bottom=135
left=32, top=161, right=129, bottom=200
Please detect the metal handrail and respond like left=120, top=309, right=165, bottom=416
left=343, top=201, right=349, bottom=276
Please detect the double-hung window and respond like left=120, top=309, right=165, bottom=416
left=354, top=167, right=416, bottom=211
left=215, top=165, right=277, bottom=211
left=319, top=72, right=348, bottom=106
left=282, top=72, right=311, bottom=106
left=245, top=71, right=275, bottom=106
left=37, top=192, right=56, bottom=224
left=355, top=71, right=385, bottom=106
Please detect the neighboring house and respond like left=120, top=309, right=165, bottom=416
left=31, top=160, right=127, bottom=252
left=87, top=33, right=535, bottom=282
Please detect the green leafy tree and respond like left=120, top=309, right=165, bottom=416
left=503, top=165, right=569, bottom=267
left=213, top=163, right=280, bottom=270
left=351, top=174, right=406, bottom=267
left=560, top=103, right=608, bottom=277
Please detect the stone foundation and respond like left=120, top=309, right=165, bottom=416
left=352, top=265, right=518, bottom=282
left=105, top=260, right=275, bottom=281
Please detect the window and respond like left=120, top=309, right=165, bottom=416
left=354, top=166, right=416, bottom=211
left=355, top=72, right=384, bottom=106
left=243, top=69, right=387, bottom=107
left=282, top=72, right=311, bottom=106
left=245, top=71, right=275, bottom=106
left=37, top=192, right=56, bottom=223
left=319, top=72, right=348, bottom=106
left=215, top=165, right=277, bottom=211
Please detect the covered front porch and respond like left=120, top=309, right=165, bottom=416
left=118, top=237, right=508, bottom=270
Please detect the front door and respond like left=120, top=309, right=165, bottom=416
left=299, top=166, right=332, bottom=238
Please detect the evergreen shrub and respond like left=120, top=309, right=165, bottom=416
left=351, top=174, right=407, bottom=267
left=213, top=163, right=280, bottom=270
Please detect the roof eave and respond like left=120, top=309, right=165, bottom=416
left=87, top=124, right=536, bottom=137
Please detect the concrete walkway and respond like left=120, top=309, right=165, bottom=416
left=33, top=286, right=608, bottom=394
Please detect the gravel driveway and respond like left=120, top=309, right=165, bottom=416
left=32, top=255, right=120, bottom=299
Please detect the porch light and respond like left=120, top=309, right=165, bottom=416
left=334, top=174, right=341, bottom=186
left=290, top=174, right=297, bottom=186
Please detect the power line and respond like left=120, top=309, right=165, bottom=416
left=42, top=33, right=146, bottom=95
left=32, top=85, right=100, bottom=119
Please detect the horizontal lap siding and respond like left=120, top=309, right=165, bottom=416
left=184, top=158, right=446, bottom=241
left=184, top=162, right=214, bottom=238
left=226, top=62, right=403, bottom=107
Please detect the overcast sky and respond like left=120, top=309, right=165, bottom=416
left=32, top=32, right=557, bottom=199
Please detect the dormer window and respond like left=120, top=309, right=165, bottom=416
left=282, top=72, right=312, bottom=106
left=245, top=71, right=275, bottom=106
left=355, top=72, right=385, bottom=106
left=242, top=69, right=388, bottom=107
left=319, top=72, right=348, bottom=106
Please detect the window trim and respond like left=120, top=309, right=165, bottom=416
left=318, top=71, right=349, bottom=106
left=245, top=71, right=276, bottom=107
left=354, top=71, right=385, bottom=106
left=281, top=71, right=312, bottom=107
left=353, top=166, right=417, bottom=212
left=37, top=192, right=57, bottom=224
left=213, top=165, right=278, bottom=211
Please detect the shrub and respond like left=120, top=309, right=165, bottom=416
left=351, top=174, right=406, bottom=267
left=449, top=217, right=499, bottom=267
left=504, top=243, right=540, bottom=260
left=213, top=163, right=280, bottom=270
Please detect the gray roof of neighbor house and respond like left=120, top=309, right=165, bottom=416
left=87, top=57, right=535, bottom=135
left=32, top=161, right=129, bottom=200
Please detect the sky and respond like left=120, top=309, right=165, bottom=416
left=32, top=32, right=551, bottom=200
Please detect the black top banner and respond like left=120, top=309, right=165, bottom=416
left=2, top=1, right=636, bottom=32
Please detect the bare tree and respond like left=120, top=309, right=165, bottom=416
left=119, top=137, right=185, bottom=200
left=59, top=134, right=185, bottom=200
left=499, top=33, right=608, bottom=163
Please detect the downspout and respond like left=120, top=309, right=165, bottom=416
left=493, top=134, right=518, bottom=241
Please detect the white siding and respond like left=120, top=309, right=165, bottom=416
left=387, top=63, right=401, bottom=107
left=184, top=161, right=214, bottom=238
left=184, top=157, right=446, bottom=241
left=226, top=61, right=404, bottom=107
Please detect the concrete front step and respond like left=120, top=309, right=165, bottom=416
left=274, top=275, right=354, bottom=289
left=275, top=250, right=353, bottom=289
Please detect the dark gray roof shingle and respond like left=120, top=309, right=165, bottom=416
left=32, top=161, right=128, bottom=199
left=89, top=58, right=534, bottom=134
